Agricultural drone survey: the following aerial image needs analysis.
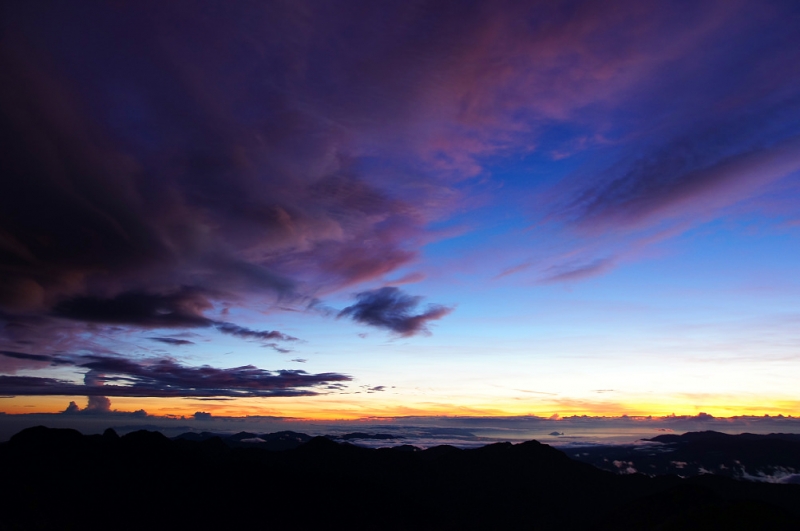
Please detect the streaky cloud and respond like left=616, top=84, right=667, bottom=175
left=148, top=337, right=195, bottom=346
left=561, top=135, right=800, bottom=232
left=213, top=322, right=297, bottom=342
left=52, top=288, right=298, bottom=346
left=0, top=354, right=351, bottom=398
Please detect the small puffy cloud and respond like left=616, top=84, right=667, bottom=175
left=338, top=287, right=452, bottom=336
left=87, top=395, right=111, bottom=412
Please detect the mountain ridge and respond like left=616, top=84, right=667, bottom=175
left=2, top=426, right=799, bottom=529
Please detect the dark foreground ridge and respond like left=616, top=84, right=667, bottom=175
left=2, top=427, right=799, bottom=530
left=566, top=430, right=800, bottom=482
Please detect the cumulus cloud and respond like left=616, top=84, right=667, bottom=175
left=338, top=287, right=453, bottom=336
left=86, top=395, right=111, bottom=412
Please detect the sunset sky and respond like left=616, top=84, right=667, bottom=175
left=1, top=0, right=799, bottom=427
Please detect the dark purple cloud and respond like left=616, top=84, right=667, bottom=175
left=149, top=337, right=195, bottom=346
left=49, top=288, right=297, bottom=351
left=0, top=349, right=72, bottom=374
left=0, top=0, right=796, bottom=394
left=0, top=3, right=434, bottom=314
left=52, top=289, right=214, bottom=328
left=0, top=0, right=465, bottom=381
left=0, top=354, right=351, bottom=398
left=212, top=323, right=297, bottom=342
left=3, top=0, right=789, bottom=325
left=339, top=287, right=452, bottom=337
left=0, top=350, right=58, bottom=364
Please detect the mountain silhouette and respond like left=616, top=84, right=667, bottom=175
left=565, top=430, right=800, bottom=483
left=1, top=427, right=798, bottom=530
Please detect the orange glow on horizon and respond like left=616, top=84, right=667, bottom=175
left=2, top=393, right=799, bottom=420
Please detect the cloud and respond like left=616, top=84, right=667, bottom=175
left=559, top=135, right=800, bottom=233
left=87, top=395, right=111, bottom=412
left=539, top=259, right=615, bottom=284
left=52, top=289, right=214, bottom=328
left=338, top=287, right=453, bottom=336
left=0, top=354, right=351, bottom=398
left=0, top=1, right=454, bottom=374
left=7, top=0, right=751, bottom=328
left=1, top=0, right=798, bottom=399
left=149, top=337, right=195, bottom=346
left=1, top=350, right=60, bottom=364
left=50, top=289, right=297, bottom=350
left=0, top=349, right=72, bottom=374
left=60, top=397, right=148, bottom=418
left=0, top=350, right=70, bottom=365
left=212, top=322, right=297, bottom=342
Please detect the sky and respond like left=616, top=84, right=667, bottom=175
left=1, top=0, right=800, bottom=435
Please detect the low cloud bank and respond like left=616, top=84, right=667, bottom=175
left=0, top=350, right=350, bottom=399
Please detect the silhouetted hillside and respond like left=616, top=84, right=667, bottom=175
left=565, top=430, right=800, bottom=482
left=1, top=427, right=798, bottom=530
left=173, top=429, right=313, bottom=450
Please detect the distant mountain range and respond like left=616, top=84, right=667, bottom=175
left=1, top=427, right=799, bottom=530
left=172, top=429, right=404, bottom=449
left=564, top=430, right=800, bottom=484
